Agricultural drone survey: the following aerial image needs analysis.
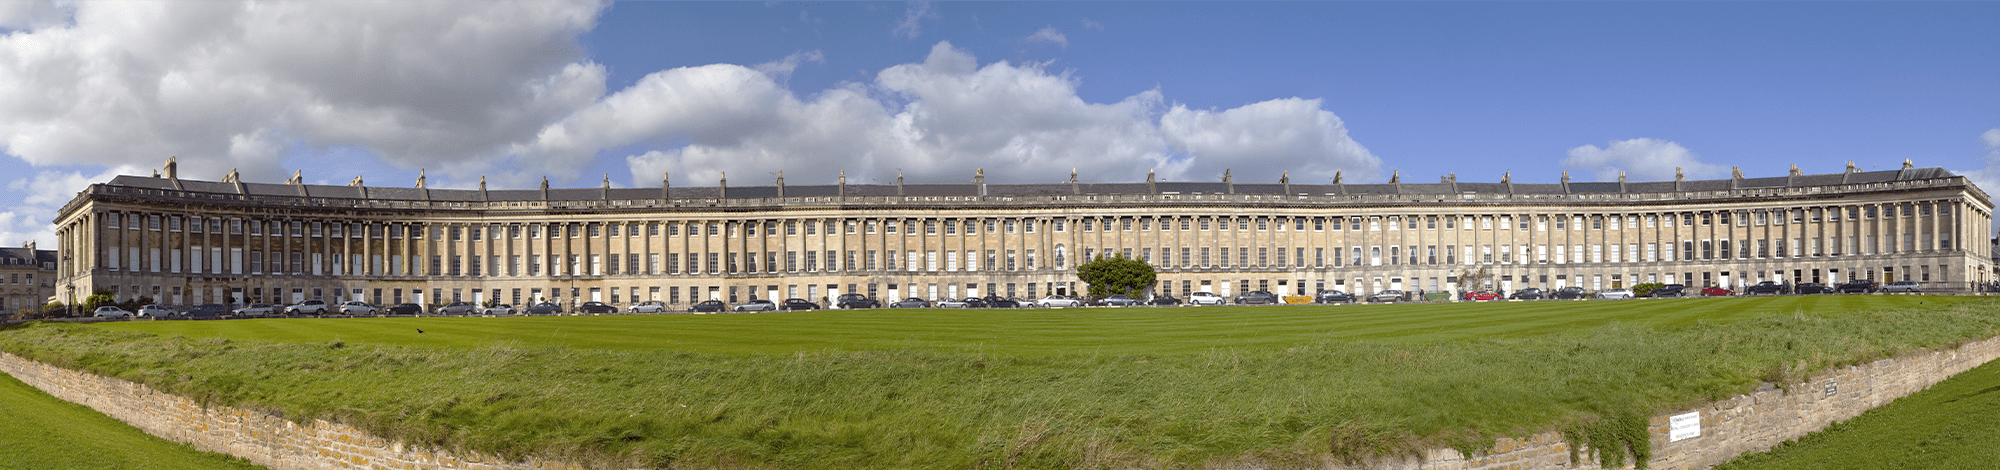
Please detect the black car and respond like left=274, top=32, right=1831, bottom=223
left=577, top=301, right=618, bottom=314
left=1147, top=294, right=1183, bottom=306
left=184, top=303, right=228, bottom=320
left=1550, top=287, right=1589, bottom=300
left=386, top=303, right=424, bottom=315
left=780, top=298, right=822, bottom=311
left=1794, top=283, right=1835, bottom=295
left=686, top=300, right=727, bottom=312
left=1315, top=290, right=1356, bottom=303
left=1745, top=281, right=1790, bottom=295
left=1838, top=279, right=1879, bottom=294
left=1508, top=288, right=1545, bottom=300
left=983, top=296, right=1021, bottom=308
left=1647, top=284, right=1688, bottom=298
left=1234, top=290, right=1281, bottom=305
left=835, top=293, right=880, bottom=309
left=434, top=302, right=477, bottom=315
left=525, top=302, right=563, bottom=314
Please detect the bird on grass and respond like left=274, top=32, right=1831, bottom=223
left=417, top=329, right=425, bottom=334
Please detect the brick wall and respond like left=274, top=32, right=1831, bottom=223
left=6, top=335, right=1999, bottom=469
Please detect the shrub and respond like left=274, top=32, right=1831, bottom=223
left=1631, top=283, right=1665, bottom=298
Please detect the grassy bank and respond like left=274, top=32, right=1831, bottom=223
left=1716, top=340, right=2000, bottom=469
left=0, top=370, right=263, bottom=469
left=1, top=296, right=1993, bottom=468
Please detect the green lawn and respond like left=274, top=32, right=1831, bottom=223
left=0, top=370, right=263, bottom=470
left=1716, top=345, right=2000, bottom=469
left=93, top=295, right=1981, bottom=354
left=0, top=295, right=1991, bottom=469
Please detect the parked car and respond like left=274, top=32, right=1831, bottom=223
left=1795, top=283, right=1835, bottom=295
left=337, top=301, right=377, bottom=315
left=576, top=302, right=617, bottom=314
left=1838, top=279, right=1879, bottom=294
left=1315, top=290, right=1356, bottom=304
left=137, top=304, right=177, bottom=318
left=1037, top=295, right=1084, bottom=308
left=233, top=303, right=277, bottom=317
left=1882, top=281, right=1923, bottom=293
left=1187, top=291, right=1226, bottom=306
left=1095, top=295, right=1140, bottom=307
left=937, top=298, right=972, bottom=308
left=1462, top=291, right=1503, bottom=301
left=1234, top=290, right=1281, bottom=305
left=524, top=302, right=563, bottom=314
left=1700, top=287, right=1735, bottom=296
left=183, top=304, right=228, bottom=319
left=1367, top=290, right=1406, bottom=303
left=1147, top=294, right=1183, bottom=306
left=386, top=303, right=424, bottom=315
left=687, top=300, right=727, bottom=313
left=835, top=294, right=880, bottom=309
left=1745, top=281, right=1790, bottom=295
left=285, top=299, right=330, bottom=315
left=1551, top=287, right=1590, bottom=300
left=1010, top=297, right=1042, bottom=308
left=92, top=306, right=132, bottom=318
left=482, top=304, right=517, bottom=315
left=628, top=300, right=668, bottom=313
left=1508, top=288, right=1545, bottom=300
left=780, top=298, right=822, bottom=311
left=1596, top=288, right=1636, bottom=299
left=434, top=302, right=477, bottom=315
left=888, top=297, right=932, bottom=309
left=983, top=296, right=1022, bottom=308
left=1648, top=284, right=1688, bottom=298
left=733, top=299, right=777, bottom=312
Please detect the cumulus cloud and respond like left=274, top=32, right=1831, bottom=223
left=0, top=167, right=131, bottom=249
left=892, top=0, right=934, bottom=39
left=1025, top=26, right=1067, bottom=48
left=752, top=50, right=825, bottom=85
left=1080, top=19, right=1104, bottom=31
left=519, top=41, right=1380, bottom=187
left=1561, top=138, right=1725, bottom=182
left=0, top=0, right=607, bottom=184
left=1963, top=128, right=2000, bottom=203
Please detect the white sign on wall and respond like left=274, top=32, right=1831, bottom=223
left=1670, top=412, right=1701, bottom=442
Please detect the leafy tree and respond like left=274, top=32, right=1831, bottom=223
left=1630, top=283, right=1664, bottom=298
left=1075, top=254, right=1156, bottom=299
left=1455, top=267, right=1493, bottom=294
left=81, top=290, right=115, bottom=312
left=40, top=301, right=66, bottom=318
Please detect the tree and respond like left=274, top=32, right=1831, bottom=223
left=1455, top=267, right=1492, bottom=294
left=1075, top=254, right=1157, bottom=299
left=81, top=290, right=115, bottom=313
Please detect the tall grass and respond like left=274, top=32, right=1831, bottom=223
left=2, top=297, right=1996, bottom=469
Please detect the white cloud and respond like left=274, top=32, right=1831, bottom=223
left=1963, top=128, right=2000, bottom=207
left=1025, top=26, right=1067, bottom=48
left=1080, top=19, right=1104, bottom=31
left=1561, top=138, right=1724, bottom=182
left=0, top=167, right=131, bottom=249
left=0, top=0, right=68, bottom=31
left=0, top=0, right=608, bottom=184
left=892, top=0, right=934, bottom=39
left=752, top=50, right=825, bottom=85
left=570, top=41, right=1377, bottom=186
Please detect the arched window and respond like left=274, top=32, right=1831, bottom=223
left=1053, top=244, right=1067, bottom=267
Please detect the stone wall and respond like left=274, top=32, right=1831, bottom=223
left=5, top=336, right=1999, bottom=470
left=0, top=352, right=581, bottom=470
left=1356, top=335, right=2000, bottom=469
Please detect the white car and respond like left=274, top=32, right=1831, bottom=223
left=936, top=298, right=972, bottom=308
left=1187, top=291, right=1226, bottom=306
left=337, top=301, right=377, bottom=315
left=1037, top=295, right=1083, bottom=308
left=481, top=304, right=517, bottom=315
left=137, top=305, right=177, bottom=318
left=1595, top=288, right=1635, bottom=300
left=285, top=299, right=330, bottom=315
left=733, top=299, right=777, bottom=312
left=92, top=306, right=132, bottom=318
left=627, top=300, right=668, bottom=313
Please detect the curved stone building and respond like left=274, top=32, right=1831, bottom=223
left=50, top=159, right=1993, bottom=310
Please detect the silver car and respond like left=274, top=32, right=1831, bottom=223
left=137, top=305, right=177, bottom=318
left=92, top=306, right=133, bottom=318
left=1595, top=288, right=1635, bottom=300
left=628, top=300, right=668, bottom=313
left=233, top=303, right=276, bottom=317
left=481, top=304, right=518, bottom=315
left=1037, top=295, right=1084, bottom=308
left=733, top=299, right=777, bottom=312
left=337, top=301, right=377, bottom=315
left=1882, top=281, right=1922, bottom=293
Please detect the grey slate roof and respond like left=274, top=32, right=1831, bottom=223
left=96, top=167, right=1968, bottom=202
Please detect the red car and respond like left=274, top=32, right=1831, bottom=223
left=1462, top=291, right=1503, bottom=301
left=1700, top=287, right=1735, bottom=296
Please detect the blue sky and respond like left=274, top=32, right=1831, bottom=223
left=0, top=1, right=1996, bottom=247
